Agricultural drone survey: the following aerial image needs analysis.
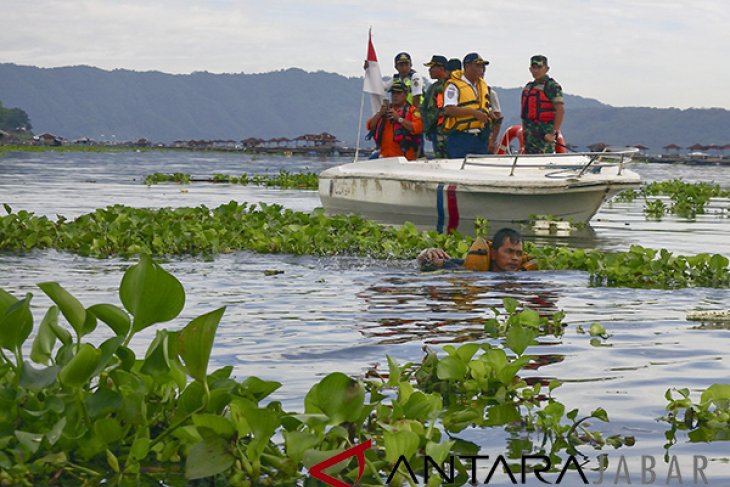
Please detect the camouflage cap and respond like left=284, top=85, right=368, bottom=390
left=530, top=55, right=548, bottom=67
left=389, top=79, right=407, bottom=92
left=424, top=55, right=448, bottom=67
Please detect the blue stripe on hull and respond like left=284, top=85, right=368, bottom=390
left=436, top=183, right=445, bottom=233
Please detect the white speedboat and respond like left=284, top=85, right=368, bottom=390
left=318, top=149, right=641, bottom=234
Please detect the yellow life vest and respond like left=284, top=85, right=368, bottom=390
left=443, top=71, right=490, bottom=133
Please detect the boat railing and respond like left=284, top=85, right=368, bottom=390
left=459, top=147, right=639, bottom=178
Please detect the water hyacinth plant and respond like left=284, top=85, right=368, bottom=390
left=1, top=202, right=729, bottom=289
left=0, top=257, right=631, bottom=485
left=662, top=385, right=730, bottom=448
left=613, top=180, right=730, bottom=219
left=143, top=171, right=319, bottom=189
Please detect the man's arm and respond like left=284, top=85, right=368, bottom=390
left=552, top=102, right=565, bottom=134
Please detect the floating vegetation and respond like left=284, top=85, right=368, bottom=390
left=0, top=257, right=628, bottom=485
left=613, top=180, right=730, bottom=219
left=143, top=171, right=319, bottom=190
left=143, top=172, right=191, bottom=185
left=663, top=385, right=730, bottom=447
left=1, top=202, right=729, bottom=289
left=528, top=244, right=730, bottom=289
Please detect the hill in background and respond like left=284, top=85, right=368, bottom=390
left=1, top=63, right=729, bottom=152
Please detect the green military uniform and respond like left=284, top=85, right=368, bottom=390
left=421, top=79, right=447, bottom=158
left=521, top=75, right=563, bottom=154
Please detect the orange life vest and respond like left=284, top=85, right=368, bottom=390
left=463, top=237, right=539, bottom=271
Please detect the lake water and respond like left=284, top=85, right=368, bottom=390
left=1, top=150, right=730, bottom=485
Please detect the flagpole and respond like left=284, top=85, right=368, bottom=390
left=354, top=91, right=366, bottom=162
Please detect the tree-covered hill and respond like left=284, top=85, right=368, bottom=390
left=1, top=63, right=728, bottom=151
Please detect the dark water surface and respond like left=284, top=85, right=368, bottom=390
left=2, top=151, right=730, bottom=484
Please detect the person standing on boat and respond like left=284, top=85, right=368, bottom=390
left=416, top=228, right=538, bottom=272
left=442, top=52, right=492, bottom=159
left=521, top=55, right=565, bottom=154
left=366, top=80, right=423, bottom=160
left=421, top=55, right=449, bottom=158
left=364, top=52, right=425, bottom=107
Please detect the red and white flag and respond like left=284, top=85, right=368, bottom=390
left=362, top=29, right=386, bottom=115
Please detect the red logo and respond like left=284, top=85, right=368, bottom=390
left=309, top=439, right=373, bottom=487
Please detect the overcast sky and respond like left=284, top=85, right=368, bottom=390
left=3, top=0, right=728, bottom=110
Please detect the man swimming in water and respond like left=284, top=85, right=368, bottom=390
left=417, top=228, right=536, bottom=272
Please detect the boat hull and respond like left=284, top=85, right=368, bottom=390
left=318, top=155, right=640, bottom=234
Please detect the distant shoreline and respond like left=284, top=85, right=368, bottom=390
left=0, top=143, right=372, bottom=158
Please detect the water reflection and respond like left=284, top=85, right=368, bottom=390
left=360, top=273, right=562, bottom=344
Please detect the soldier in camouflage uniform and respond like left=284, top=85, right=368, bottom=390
left=421, top=55, right=449, bottom=158
left=521, top=55, right=564, bottom=154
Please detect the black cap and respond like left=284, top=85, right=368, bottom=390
left=446, top=58, right=462, bottom=71
left=394, top=52, right=412, bottom=64
left=424, top=55, right=447, bottom=67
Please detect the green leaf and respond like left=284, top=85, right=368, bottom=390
left=387, top=354, right=401, bottom=386
left=15, top=431, right=44, bottom=454
left=701, top=384, right=730, bottom=409
left=503, top=298, right=519, bottom=314
left=107, top=449, right=120, bottom=473
left=185, top=437, right=235, bottom=480
left=403, top=391, right=442, bottom=421
left=455, top=343, right=480, bottom=362
left=238, top=376, right=282, bottom=402
left=0, top=291, right=33, bottom=351
left=141, top=330, right=173, bottom=377
left=177, top=307, right=226, bottom=383
left=30, top=306, right=59, bottom=364
left=425, top=440, right=455, bottom=466
left=284, top=431, right=319, bottom=465
left=49, top=319, right=72, bottom=347
left=589, top=323, right=607, bottom=337
left=92, top=336, right=124, bottom=376
left=304, top=372, right=365, bottom=425
left=120, top=255, right=185, bottom=334
left=59, top=343, right=102, bottom=388
left=437, top=355, right=467, bottom=380
left=94, top=417, right=124, bottom=444
left=192, top=414, right=235, bottom=438
left=129, top=436, right=150, bottom=462
left=88, top=304, right=130, bottom=337
left=19, top=361, right=59, bottom=390
left=505, top=325, right=537, bottom=356
left=86, top=387, right=122, bottom=419
left=38, top=282, right=87, bottom=337
left=384, top=430, right=420, bottom=463
left=46, top=417, right=66, bottom=446
left=485, top=403, right=521, bottom=426
left=516, top=308, right=541, bottom=327
left=591, top=407, right=609, bottom=422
